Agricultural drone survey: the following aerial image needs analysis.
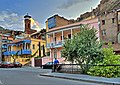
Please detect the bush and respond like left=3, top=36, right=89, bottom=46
left=87, top=46, right=120, bottom=78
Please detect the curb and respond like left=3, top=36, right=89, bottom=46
left=40, top=74, right=120, bottom=85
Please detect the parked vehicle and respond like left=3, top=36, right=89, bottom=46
left=42, top=62, right=53, bottom=69
left=13, top=62, right=22, bottom=68
left=42, top=62, right=61, bottom=70
left=1, top=62, right=14, bottom=68
left=0, top=62, right=2, bottom=68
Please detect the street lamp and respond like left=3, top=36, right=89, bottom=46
left=50, top=43, right=55, bottom=72
left=51, top=43, right=58, bottom=72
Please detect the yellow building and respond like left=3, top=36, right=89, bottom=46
left=3, top=37, right=46, bottom=66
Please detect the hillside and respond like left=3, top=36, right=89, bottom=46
left=0, top=26, right=11, bottom=33
left=0, top=26, right=5, bottom=30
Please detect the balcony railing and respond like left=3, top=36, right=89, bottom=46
left=18, top=49, right=31, bottom=55
left=3, top=51, right=16, bottom=56
left=3, top=49, right=31, bottom=56
left=47, top=40, right=64, bottom=48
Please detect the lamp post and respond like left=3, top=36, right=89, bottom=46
left=51, top=42, right=58, bottom=72
left=50, top=43, right=54, bottom=72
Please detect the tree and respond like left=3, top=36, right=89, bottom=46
left=11, top=50, right=19, bottom=63
left=42, top=45, right=46, bottom=57
left=62, top=24, right=103, bottom=74
left=25, top=49, right=39, bottom=61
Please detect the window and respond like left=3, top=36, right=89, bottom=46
left=60, top=50, right=62, bottom=58
left=68, top=34, right=71, bottom=39
left=102, top=20, right=105, bottom=25
left=48, top=17, right=56, bottom=29
left=22, top=44, right=25, bottom=49
left=112, top=18, right=115, bottom=23
left=61, top=36, right=62, bottom=40
left=54, top=37, right=56, bottom=41
left=102, top=30, right=106, bottom=36
left=54, top=52, right=57, bottom=58
left=112, top=42, right=114, bottom=44
left=26, top=44, right=28, bottom=49
left=41, top=46, right=43, bottom=50
left=104, top=42, right=108, bottom=45
left=8, top=46, right=11, bottom=51
left=27, top=44, right=30, bottom=49
left=33, top=44, right=35, bottom=49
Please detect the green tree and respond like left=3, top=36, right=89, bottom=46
left=25, top=49, right=39, bottom=61
left=62, top=24, right=103, bottom=74
left=11, top=50, right=19, bottom=63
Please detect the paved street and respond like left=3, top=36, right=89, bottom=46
left=0, top=67, right=105, bottom=85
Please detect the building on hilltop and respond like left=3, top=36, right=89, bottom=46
left=76, top=0, right=120, bottom=54
left=97, top=0, right=120, bottom=54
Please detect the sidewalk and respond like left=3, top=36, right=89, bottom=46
left=40, top=72, right=120, bottom=85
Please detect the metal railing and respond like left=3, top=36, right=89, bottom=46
left=58, top=64, right=82, bottom=73
left=47, top=40, right=64, bottom=48
left=58, top=64, right=120, bottom=74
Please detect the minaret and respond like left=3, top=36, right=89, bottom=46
left=24, top=13, right=31, bottom=34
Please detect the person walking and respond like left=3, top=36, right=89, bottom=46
left=53, top=58, right=59, bottom=72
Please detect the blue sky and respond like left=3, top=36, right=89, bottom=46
left=0, top=0, right=100, bottom=31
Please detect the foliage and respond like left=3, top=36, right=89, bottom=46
left=35, top=56, right=41, bottom=58
left=46, top=52, right=50, bottom=56
left=11, top=50, right=19, bottom=63
left=42, top=45, right=46, bottom=57
left=62, top=24, right=103, bottom=74
left=25, top=49, right=39, bottom=62
left=62, top=39, right=76, bottom=62
left=87, top=44, right=120, bottom=78
left=29, top=49, right=39, bottom=58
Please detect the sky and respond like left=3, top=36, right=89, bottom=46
left=0, top=0, right=100, bottom=31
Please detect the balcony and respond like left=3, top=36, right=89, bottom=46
left=54, top=41, right=63, bottom=47
left=2, top=45, right=7, bottom=48
left=3, top=49, right=31, bottom=56
left=3, top=51, right=16, bottom=56
left=3, top=51, right=10, bottom=56
left=47, top=41, right=64, bottom=48
left=18, top=49, right=31, bottom=55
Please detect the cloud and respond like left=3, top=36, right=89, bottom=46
left=0, top=11, right=44, bottom=32
left=30, top=17, right=44, bottom=31
left=58, top=0, right=91, bottom=9
left=0, top=11, right=24, bottom=31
